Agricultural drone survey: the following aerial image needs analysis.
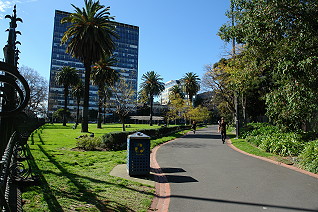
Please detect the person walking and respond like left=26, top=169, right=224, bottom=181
left=191, top=121, right=197, bottom=134
left=218, top=117, right=227, bottom=143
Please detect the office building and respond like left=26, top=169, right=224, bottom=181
left=48, top=10, right=139, bottom=115
left=161, top=80, right=181, bottom=105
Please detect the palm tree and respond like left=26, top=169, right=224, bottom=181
left=61, top=0, right=118, bottom=132
left=170, top=84, right=184, bottom=99
left=71, top=81, right=84, bottom=126
left=91, top=56, right=119, bottom=128
left=55, top=66, right=80, bottom=126
left=183, top=72, right=200, bottom=105
left=140, top=71, right=165, bottom=126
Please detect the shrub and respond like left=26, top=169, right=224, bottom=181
left=100, top=125, right=191, bottom=151
left=271, top=133, right=304, bottom=156
left=101, top=131, right=131, bottom=151
left=138, top=129, right=159, bottom=139
left=76, top=136, right=102, bottom=151
left=244, top=123, right=304, bottom=157
left=299, top=140, right=318, bottom=174
left=246, top=135, right=264, bottom=147
left=241, top=123, right=279, bottom=139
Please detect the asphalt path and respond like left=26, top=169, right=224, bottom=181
left=156, top=125, right=318, bottom=212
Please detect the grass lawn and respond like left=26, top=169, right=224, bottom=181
left=23, top=123, right=189, bottom=212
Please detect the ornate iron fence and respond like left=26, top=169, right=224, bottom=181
left=0, top=5, right=36, bottom=212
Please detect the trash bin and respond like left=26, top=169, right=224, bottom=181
left=127, top=132, right=150, bottom=176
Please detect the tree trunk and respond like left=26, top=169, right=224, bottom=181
left=63, top=85, right=68, bottom=126
left=82, top=62, right=91, bottom=132
left=121, top=116, right=126, bottom=131
left=97, top=92, right=102, bottom=129
left=241, top=93, right=247, bottom=126
left=149, top=95, right=153, bottom=126
left=189, top=93, right=193, bottom=106
left=103, top=98, right=107, bottom=124
left=76, top=98, right=80, bottom=125
left=97, top=106, right=102, bottom=129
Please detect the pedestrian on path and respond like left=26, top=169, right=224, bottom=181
left=218, top=117, right=227, bottom=143
left=191, top=121, right=197, bottom=134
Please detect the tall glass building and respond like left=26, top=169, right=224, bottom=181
left=48, top=10, right=139, bottom=116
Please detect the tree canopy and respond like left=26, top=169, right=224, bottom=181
left=139, top=71, right=165, bottom=126
left=217, top=0, right=318, bottom=131
left=61, top=0, right=118, bottom=132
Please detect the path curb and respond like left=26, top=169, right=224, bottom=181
left=148, top=131, right=192, bottom=212
left=148, top=143, right=170, bottom=212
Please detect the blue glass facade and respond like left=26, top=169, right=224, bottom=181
left=48, top=10, right=139, bottom=113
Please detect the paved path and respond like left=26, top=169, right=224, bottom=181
left=156, top=125, right=318, bottom=212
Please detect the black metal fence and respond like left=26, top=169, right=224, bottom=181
left=0, top=132, right=20, bottom=211
left=0, top=5, right=36, bottom=212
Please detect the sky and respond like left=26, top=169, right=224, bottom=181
left=0, top=0, right=231, bottom=91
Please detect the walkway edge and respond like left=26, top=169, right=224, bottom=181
left=148, top=132, right=191, bottom=212
left=149, top=143, right=170, bottom=212
left=227, top=139, right=318, bottom=179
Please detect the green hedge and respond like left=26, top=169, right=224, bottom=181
left=99, top=125, right=191, bottom=151
left=242, top=123, right=318, bottom=173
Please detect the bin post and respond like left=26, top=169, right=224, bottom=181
left=127, top=132, right=150, bottom=176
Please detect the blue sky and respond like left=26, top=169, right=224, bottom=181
left=0, top=0, right=231, bottom=89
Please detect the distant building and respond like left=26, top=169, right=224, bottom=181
left=48, top=10, right=139, bottom=115
left=161, top=79, right=198, bottom=105
left=161, top=80, right=181, bottom=105
left=195, top=91, right=213, bottom=108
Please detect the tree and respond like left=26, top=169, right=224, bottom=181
left=19, top=65, right=48, bottom=118
left=61, top=0, right=118, bottom=132
left=55, top=66, right=79, bottom=126
left=218, top=0, right=318, bottom=131
left=166, top=93, right=190, bottom=125
left=182, top=72, right=200, bottom=105
left=111, top=79, right=136, bottom=131
left=170, top=85, right=184, bottom=99
left=202, top=59, right=235, bottom=120
left=53, top=108, right=71, bottom=123
left=187, top=106, right=211, bottom=123
left=139, top=71, right=165, bottom=126
left=71, top=81, right=84, bottom=126
left=91, top=55, right=119, bottom=128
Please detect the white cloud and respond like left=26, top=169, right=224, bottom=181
left=0, top=1, right=15, bottom=13
left=0, top=0, right=39, bottom=19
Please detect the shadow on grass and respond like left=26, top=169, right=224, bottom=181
left=24, top=147, right=63, bottom=212
left=36, top=144, right=152, bottom=211
left=30, top=132, right=35, bottom=145
left=37, top=132, right=45, bottom=145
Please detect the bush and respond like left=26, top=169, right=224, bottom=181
left=244, top=123, right=304, bottom=157
left=76, top=136, right=102, bottom=151
left=241, top=123, right=279, bottom=139
left=271, top=133, right=304, bottom=156
left=138, top=129, right=159, bottom=139
left=242, top=122, right=318, bottom=172
left=101, top=131, right=131, bottom=151
left=100, top=125, right=191, bottom=151
left=299, top=140, right=318, bottom=174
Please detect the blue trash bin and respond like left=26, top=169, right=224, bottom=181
left=127, top=132, right=150, bottom=176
